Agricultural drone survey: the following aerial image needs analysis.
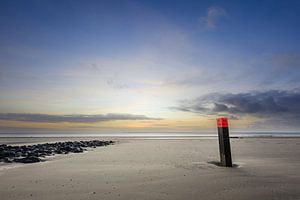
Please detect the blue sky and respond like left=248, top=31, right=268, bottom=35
left=0, top=0, right=300, bottom=132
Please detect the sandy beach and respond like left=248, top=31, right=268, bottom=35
left=0, top=137, right=299, bottom=200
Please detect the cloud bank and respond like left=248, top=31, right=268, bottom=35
left=0, top=113, right=162, bottom=123
left=172, top=89, right=300, bottom=127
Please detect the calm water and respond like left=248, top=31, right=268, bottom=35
left=0, top=131, right=299, bottom=138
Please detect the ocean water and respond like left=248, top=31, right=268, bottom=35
left=0, top=131, right=299, bottom=138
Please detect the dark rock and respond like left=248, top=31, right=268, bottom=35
left=0, top=139, right=114, bottom=164
left=4, top=157, right=14, bottom=163
left=1, top=150, right=16, bottom=158
left=14, top=156, right=41, bottom=163
left=15, top=151, right=22, bottom=157
left=73, top=147, right=83, bottom=153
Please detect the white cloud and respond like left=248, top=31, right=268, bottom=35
left=200, top=6, right=228, bottom=29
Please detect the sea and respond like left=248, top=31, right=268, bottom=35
left=0, top=131, right=300, bottom=139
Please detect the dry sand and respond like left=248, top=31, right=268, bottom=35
left=0, top=138, right=299, bottom=200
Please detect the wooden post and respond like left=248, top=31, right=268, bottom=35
left=217, top=117, right=232, bottom=167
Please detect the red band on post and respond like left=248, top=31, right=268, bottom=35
left=217, top=117, right=228, bottom=128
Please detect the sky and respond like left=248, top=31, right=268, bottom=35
left=0, top=0, right=300, bottom=133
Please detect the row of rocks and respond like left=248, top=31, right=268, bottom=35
left=0, top=140, right=114, bottom=164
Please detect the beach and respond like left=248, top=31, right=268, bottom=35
left=0, top=137, right=299, bottom=200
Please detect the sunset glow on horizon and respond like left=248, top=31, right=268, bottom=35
left=1, top=0, right=300, bottom=133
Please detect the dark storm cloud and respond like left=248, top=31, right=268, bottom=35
left=0, top=113, right=162, bottom=123
left=173, top=89, right=300, bottom=117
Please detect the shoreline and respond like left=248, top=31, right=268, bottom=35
left=0, top=136, right=299, bottom=146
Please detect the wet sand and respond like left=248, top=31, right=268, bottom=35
left=0, top=138, right=299, bottom=200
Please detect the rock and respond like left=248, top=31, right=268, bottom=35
left=73, top=147, right=83, bottom=153
left=1, top=150, right=16, bottom=158
left=4, top=157, right=14, bottom=163
left=55, top=150, right=63, bottom=154
left=15, top=151, right=22, bottom=157
left=0, top=139, right=114, bottom=164
left=14, top=156, right=41, bottom=163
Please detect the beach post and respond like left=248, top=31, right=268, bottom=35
left=217, top=117, right=232, bottom=167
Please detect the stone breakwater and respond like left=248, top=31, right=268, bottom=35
left=0, top=140, right=114, bottom=164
